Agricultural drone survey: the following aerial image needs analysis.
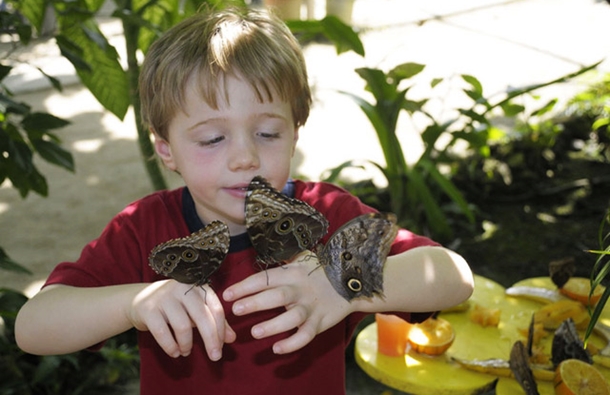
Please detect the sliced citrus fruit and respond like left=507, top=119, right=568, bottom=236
left=469, top=303, right=501, bottom=327
left=534, top=299, right=589, bottom=330
left=559, top=277, right=605, bottom=306
left=407, top=317, right=455, bottom=356
left=375, top=313, right=410, bottom=356
left=554, top=358, right=610, bottom=395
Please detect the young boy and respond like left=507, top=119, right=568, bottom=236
left=15, top=7, right=474, bottom=394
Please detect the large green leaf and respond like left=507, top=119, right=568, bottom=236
left=14, top=0, right=46, bottom=32
left=287, top=15, right=364, bottom=57
left=319, top=15, right=364, bottom=56
left=61, top=21, right=130, bottom=119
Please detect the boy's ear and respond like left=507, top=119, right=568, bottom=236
left=153, top=134, right=177, bottom=171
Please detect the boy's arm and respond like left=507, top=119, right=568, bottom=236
left=353, top=245, right=474, bottom=314
left=16, top=283, right=145, bottom=354
left=15, top=280, right=235, bottom=360
left=223, top=245, right=473, bottom=354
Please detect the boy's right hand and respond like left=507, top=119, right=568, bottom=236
left=128, top=280, right=235, bottom=361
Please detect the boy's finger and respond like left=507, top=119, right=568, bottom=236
left=250, top=305, right=306, bottom=339
left=147, top=314, right=181, bottom=358
left=271, top=321, right=317, bottom=355
left=231, top=286, right=296, bottom=316
left=222, top=270, right=270, bottom=301
left=164, top=305, right=194, bottom=357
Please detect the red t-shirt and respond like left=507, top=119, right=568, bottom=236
left=45, top=180, right=437, bottom=394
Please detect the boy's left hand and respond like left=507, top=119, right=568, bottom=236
left=222, top=252, right=352, bottom=354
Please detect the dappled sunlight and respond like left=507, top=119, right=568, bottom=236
left=73, top=139, right=104, bottom=153
left=86, top=175, right=101, bottom=186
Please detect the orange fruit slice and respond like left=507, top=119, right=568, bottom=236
left=469, top=303, right=501, bottom=327
left=554, top=359, right=610, bottom=395
left=375, top=313, right=411, bottom=356
left=407, top=317, right=455, bottom=356
left=559, top=277, right=605, bottom=306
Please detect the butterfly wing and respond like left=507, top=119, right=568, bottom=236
left=318, top=212, right=398, bottom=301
left=245, top=176, right=329, bottom=265
left=148, top=221, right=230, bottom=287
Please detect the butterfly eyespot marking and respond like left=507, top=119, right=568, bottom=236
left=181, top=249, right=198, bottom=261
left=276, top=218, right=294, bottom=234
left=347, top=278, right=362, bottom=292
left=342, top=251, right=353, bottom=261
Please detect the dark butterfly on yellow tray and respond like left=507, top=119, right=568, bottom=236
left=316, top=212, right=398, bottom=302
left=245, top=175, right=329, bottom=267
left=148, top=221, right=230, bottom=288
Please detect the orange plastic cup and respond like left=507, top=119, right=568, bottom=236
left=375, top=313, right=411, bottom=356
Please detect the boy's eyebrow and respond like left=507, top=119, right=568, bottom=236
left=186, top=117, right=225, bottom=131
left=187, top=112, right=290, bottom=131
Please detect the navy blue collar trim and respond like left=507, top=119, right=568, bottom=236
left=181, top=180, right=295, bottom=253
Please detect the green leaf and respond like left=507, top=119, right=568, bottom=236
left=319, top=15, right=364, bottom=56
left=462, top=74, right=483, bottom=96
left=31, top=139, right=75, bottom=172
left=419, top=159, right=474, bottom=223
left=389, top=62, right=425, bottom=82
left=0, top=92, right=31, bottom=115
left=459, top=108, right=489, bottom=125
left=61, top=22, right=130, bottom=119
left=36, top=67, right=63, bottom=91
left=22, top=112, right=71, bottom=131
left=0, top=64, right=12, bottom=81
left=55, top=35, right=92, bottom=72
left=0, top=248, right=33, bottom=275
left=500, top=101, right=525, bottom=117
left=431, top=78, right=443, bottom=88
left=354, top=68, right=395, bottom=102
left=321, top=160, right=365, bottom=183
left=15, top=0, right=47, bottom=33
left=407, top=169, right=451, bottom=238
left=593, top=117, right=609, bottom=130
left=530, top=98, right=557, bottom=117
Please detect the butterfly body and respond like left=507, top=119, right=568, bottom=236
left=148, top=221, right=230, bottom=287
left=317, top=212, right=398, bottom=301
left=245, top=176, right=329, bottom=266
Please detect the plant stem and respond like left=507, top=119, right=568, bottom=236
left=122, top=4, right=168, bottom=191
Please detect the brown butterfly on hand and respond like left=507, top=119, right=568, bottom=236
left=245, top=176, right=329, bottom=268
left=148, top=220, right=230, bottom=292
left=316, top=212, right=398, bottom=302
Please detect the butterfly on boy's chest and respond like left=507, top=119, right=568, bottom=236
left=148, top=221, right=230, bottom=288
left=244, top=176, right=329, bottom=267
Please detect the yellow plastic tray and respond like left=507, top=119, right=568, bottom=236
left=354, top=275, right=610, bottom=394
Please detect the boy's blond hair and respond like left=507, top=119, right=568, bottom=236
left=139, top=8, right=311, bottom=140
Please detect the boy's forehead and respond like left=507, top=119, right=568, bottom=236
left=185, top=70, right=283, bottom=109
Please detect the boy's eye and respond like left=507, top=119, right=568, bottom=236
left=259, top=131, right=280, bottom=139
left=199, top=136, right=224, bottom=146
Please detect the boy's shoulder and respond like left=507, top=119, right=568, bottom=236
left=116, top=187, right=185, bottom=224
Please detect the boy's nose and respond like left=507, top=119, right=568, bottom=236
left=228, top=138, right=260, bottom=171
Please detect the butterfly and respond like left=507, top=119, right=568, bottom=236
left=245, top=176, right=329, bottom=267
left=148, top=220, right=230, bottom=289
left=316, top=212, right=398, bottom=301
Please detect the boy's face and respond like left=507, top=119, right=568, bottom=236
left=155, top=74, right=298, bottom=235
